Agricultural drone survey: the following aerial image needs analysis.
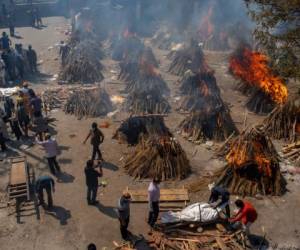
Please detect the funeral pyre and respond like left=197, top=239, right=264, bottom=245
left=168, top=41, right=206, bottom=76
left=177, top=70, right=238, bottom=143
left=148, top=228, right=250, bottom=250
left=281, top=141, right=300, bottom=165
left=63, top=87, right=113, bottom=118
left=229, top=44, right=288, bottom=114
left=112, top=115, right=171, bottom=145
left=59, top=39, right=104, bottom=84
left=263, top=97, right=300, bottom=142
left=124, top=135, right=191, bottom=181
left=215, top=127, right=286, bottom=196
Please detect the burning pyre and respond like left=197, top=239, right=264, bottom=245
left=64, top=87, right=113, bottom=119
left=168, top=41, right=206, bottom=76
left=60, top=39, right=104, bottom=84
left=124, top=135, right=191, bottom=181
left=178, top=70, right=238, bottom=143
left=229, top=44, right=288, bottom=114
left=112, top=115, right=171, bottom=145
left=263, top=97, right=300, bottom=142
left=215, top=127, right=286, bottom=196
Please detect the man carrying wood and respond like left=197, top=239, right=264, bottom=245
left=83, top=122, right=104, bottom=161
left=84, top=160, right=102, bottom=205
left=148, top=177, right=160, bottom=228
left=35, top=175, right=55, bottom=208
left=208, top=184, right=230, bottom=218
left=229, top=199, right=258, bottom=235
left=116, top=191, right=131, bottom=241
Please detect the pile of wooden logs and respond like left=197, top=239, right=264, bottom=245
left=124, top=136, right=191, bottom=180
left=112, top=115, right=171, bottom=145
left=263, top=97, right=300, bottom=141
left=281, top=141, right=300, bottom=164
left=168, top=41, right=206, bottom=76
left=63, top=87, right=113, bottom=118
left=148, top=229, right=247, bottom=250
left=124, top=90, right=171, bottom=115
left=215, top=127, right=286, bottom=196
left=60, top=39, right=104, bottom=84
left=178, top=107, right=238, bottom=143
left=246, top=89, right=275, bottom=114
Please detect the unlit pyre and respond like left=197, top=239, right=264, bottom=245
left=64, top=87, right=113, bottom=119
left=215, top=127, right=286, bottom=196
left=60, top=39, right=104, bottom=84
left=124, top=136, right=191, bottom=181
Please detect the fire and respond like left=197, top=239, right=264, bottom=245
left=226, top=141, right=272, bottom=177
left=111, top=95, right=125, bottom=104
left=229, top=46, right=288, bottom=104
left=199, top=82, right=210, bottom=96
left=198, top=4, right=214, bottom=40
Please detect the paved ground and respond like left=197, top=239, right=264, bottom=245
left=0, top=17, right=299, bottom=250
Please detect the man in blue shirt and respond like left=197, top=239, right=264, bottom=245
left=0, top=32, right=10, bottom=50
left=208, top=185, right=231, bottom=218
left=35, top=175, right=55, bottom=208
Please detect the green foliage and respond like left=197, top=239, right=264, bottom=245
left=245, top=0, right=300, bottom=79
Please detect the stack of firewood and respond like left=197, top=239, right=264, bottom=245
left=64, top=87, right=113, bottom=118
left=178, top=107, right=238, bottom=143
left=112, top=115, right=171, bottom=145
left=215, top=127, right=286, bottom=196
left=60, top=39, right=104, bottom=84
left=281, top=141, right=300, bottom=164
left=263, top=97, right=300, bottom=141
left=124, top=136, right=191, bottom=180
left=168, top=41, right=205, bottom=76
left=148, top=229, right=247, bottom=250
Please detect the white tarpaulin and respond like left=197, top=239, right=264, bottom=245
left=0, top=87, right=19, bottom=96
left=161, top=203, right=219, bottom=224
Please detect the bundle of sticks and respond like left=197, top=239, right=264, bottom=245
left=41, top=88, right=68, bottom=110
left=281, top=141, right=300, bottom=164
left=112, top=115, right=171, bottom=145
left=148, top=229, right=247, bottom=250
left=246, top=89, right=275, bottom=114
left=263, top=97, right=300, bottom=141
left=215, top=127, right=286, bottom=196
left=60, top=39, right=104, bottom=84
left=168, top=41, right=205, bottom=76
left=178, top=106, right=238, bottom=143
left=63, top=87, right=113, bottom=118
left=124, top=90, right=171, bottom=115
left=124, top=136, right=191, bottom=180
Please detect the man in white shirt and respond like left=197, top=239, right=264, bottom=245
left=148, top=177, right=161, bottom=228
left=36, top=134, right=61, bottom=175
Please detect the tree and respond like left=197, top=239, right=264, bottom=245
left=245, top=0, right=300, bottom=80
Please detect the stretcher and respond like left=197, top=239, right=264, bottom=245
left=7, top=156, right=30, bottom=204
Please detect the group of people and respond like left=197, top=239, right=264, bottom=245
left=0, top=82, right=44, bottom=151
left=0, top=32, right=38, bottom=86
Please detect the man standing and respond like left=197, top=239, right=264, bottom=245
left=83, top=122, right=104, bottom=161
left=117, top=192, right=131, bottom=241
left=35, top=175, right=55, bottom=208
left=208, top=185, right=230, bottom=218
left=29, top=91, right=42, bottom=118
left=84, top=160, right=102, bottom=205
left=36, top=134, right=61, bottom=175
left=148, top=178, right=160, bottom=228
left=229, top=199, right=258, bottom=235
left=26, top=45, right=37, bottom=73
left=0, top=32, right=11, bottom=50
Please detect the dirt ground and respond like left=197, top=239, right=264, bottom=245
left=0, top=17, right=299, bottom=250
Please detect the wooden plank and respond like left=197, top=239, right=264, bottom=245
left=129, top=188, right=189, bottom=202
left=10, top=161, right=26, bottom=186
left=216, top=237, right=230, bottom=250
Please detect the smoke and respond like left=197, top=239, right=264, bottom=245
left=71, top=0, right=253, bottom=47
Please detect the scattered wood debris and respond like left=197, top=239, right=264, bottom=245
left=282, top=141, right=300, bottom=164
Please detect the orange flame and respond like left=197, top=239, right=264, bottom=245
left=229, top=47, right=288, bottom=104
left=226, top=141, right=272, bottom=177
left=198, top=4, right=214, bottom=40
